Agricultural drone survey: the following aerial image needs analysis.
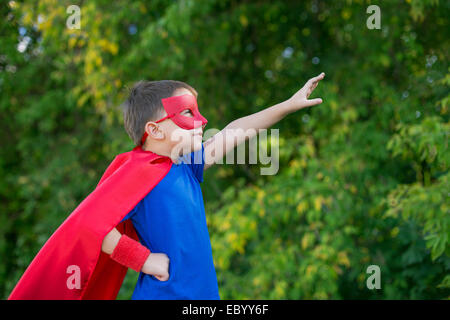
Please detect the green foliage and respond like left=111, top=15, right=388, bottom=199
left=385, top=116, right=449, bottom=261
left=1, top=0, right=449, bottom=299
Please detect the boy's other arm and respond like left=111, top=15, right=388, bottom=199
left=203, top=72, right=325, bottom=170
left=101, top=227, right=122, bottom=254
left=102, top=228, right=170, bottom=281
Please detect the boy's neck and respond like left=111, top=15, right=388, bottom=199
left=141, top=142, right=180, bottom=164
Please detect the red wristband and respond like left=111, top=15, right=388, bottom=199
left=110, top=235, right=151, bottom=272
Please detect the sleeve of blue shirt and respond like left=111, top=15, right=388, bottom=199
left=188, top=142, right=205, bottom=183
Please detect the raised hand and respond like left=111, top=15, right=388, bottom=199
left=287, top=72, right=325, bottom=111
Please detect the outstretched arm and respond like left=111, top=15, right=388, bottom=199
left=203, top=72, right=325, bottom=170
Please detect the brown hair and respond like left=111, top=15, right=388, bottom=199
left=122, top=80, right=198, bottom=146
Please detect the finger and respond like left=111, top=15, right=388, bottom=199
left=310, top=76, right=323, bottom=92
left=312, top=72, right=325, bottom=83
left=304, top=98, right=323, bottom=107
left=307, top=82, right=319, bottom=96
left=316, top=72, right=325, bottom=80
left=155, top=274, right=168, bottom=281
left=304, top=72, right=325, bottom=90
left=307, top=76, right=322, bottom=89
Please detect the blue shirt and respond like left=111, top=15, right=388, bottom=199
left=120, top=143, right=220, bottom=300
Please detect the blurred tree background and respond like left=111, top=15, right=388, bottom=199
left=1, top=0, right=448, bottom=299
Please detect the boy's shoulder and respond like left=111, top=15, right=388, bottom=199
left=178, top=143, right=205, bottom=182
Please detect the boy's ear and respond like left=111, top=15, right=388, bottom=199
left=145, top=121, right=165, bottom=140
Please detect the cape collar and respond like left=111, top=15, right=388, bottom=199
left=132, top=145, right=177, bottom=164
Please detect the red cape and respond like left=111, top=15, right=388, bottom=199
left=8, top=146, right=173, bottom=300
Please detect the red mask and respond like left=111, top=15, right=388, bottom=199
left=139, top=94, right=208, bottom=146
left=157, top=94, right=208, bottom=129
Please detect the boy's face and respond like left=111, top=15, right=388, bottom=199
left=149, top=88, right=205, bottom=157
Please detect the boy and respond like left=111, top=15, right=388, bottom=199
left=102, top=73, right=325, bottom=299
left=8, top=73, right=324, bottom=300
